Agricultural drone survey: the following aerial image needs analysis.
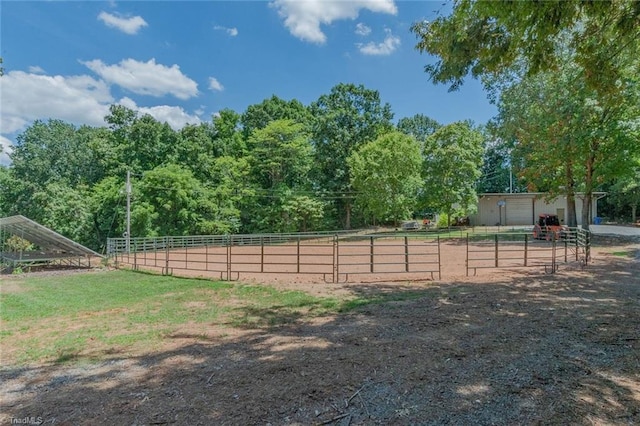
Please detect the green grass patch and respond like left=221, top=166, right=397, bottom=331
left=1, top=270, right=435, bottom=365
left=611, top=251, right=633, bottom=257
left=1, top=270, right=231, bottom=322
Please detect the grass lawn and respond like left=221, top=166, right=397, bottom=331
left=0, top=270, right=428, bottom=365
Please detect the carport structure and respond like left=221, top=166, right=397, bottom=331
left=0, top=215, right=101, bottom=272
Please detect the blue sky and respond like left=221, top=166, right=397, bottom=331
left=0, top=1, right=497, bottom=165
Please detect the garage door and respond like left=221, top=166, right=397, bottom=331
left=505, top=197, right=533, bottom=225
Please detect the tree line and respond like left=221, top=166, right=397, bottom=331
left=2, top=0, right=639, bottom=252
left=0, top=83, right=490, bottom=252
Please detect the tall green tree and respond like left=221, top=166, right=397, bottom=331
left=494, top=61, right=639, bottom=228
left=411, top=0, right=640, bottom=101
left=104, top=104, right=137, bottom=175
left=30, top=182, right=94, bottom=247
left=397, top=114, right=441, bottom=148
left=134, top=164, right=217, bottom=236
left=127, top=115, right=178, bottom=171
left=241, top=95, right=311, bottom=139
left=348, top=131, right=422, bottom=225
left=209, top=156, right=253, bottom=234
left=422, top=122, right=484, bottom=226
left=176, top=122, right=217, bottom=182
left=104, top=106, right=179, bottom=174
left=0, top=168, right=37, bottom=220
left=476, top=127, right=526, bottom=194
left=245, top=119, right=318, bottom=232
left=310, top=83, right=394, bottom=229
left=89, top=176, right=126, bottom=250
left=11, top=120, right=96, bottom=187
left=213, top=109, right=246, bottom=157
left=247, top=119, right=312, bottom=190
left=477, top=142, right=511, bottom=194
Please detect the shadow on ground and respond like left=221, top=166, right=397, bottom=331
left=1, top=254, right=639, bottom=425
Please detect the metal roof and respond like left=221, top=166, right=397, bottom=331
left=0, top=215, right=101, bottom=257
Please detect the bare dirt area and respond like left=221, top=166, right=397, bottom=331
left=2, top=241, right=639, bottom=425
left=116, top=237, right=562, bottom=285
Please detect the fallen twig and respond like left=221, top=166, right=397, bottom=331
left=318, top=412, right=350, bottom=425
left=347, top=384, right=366, bottom=405
left=358, top=392, right=371, bottom=417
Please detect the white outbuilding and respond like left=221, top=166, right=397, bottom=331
left=469, top=192, right=607, bottom=226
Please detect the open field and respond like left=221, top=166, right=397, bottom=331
left=1, top=240, right=639, bottom=425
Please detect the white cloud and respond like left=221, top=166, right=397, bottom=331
left=0, top=135, right=14, bottom=166
left=0, top=70, right=203, bottom=165
left=28, top=65, right=45, bottom=74
left=271, top=0, right=397, bottom=44
left=98, top=11, right=148, bottom=35
left=208, top=77, right=224, bottom=92
left=214, top=25, right=238, bottom=37
left=118, top=97, right=201, bottom=130
left=0, top=71, right=113, bottom=134
left=355, top=22, right=371, bottom=36
left=82, top=58, right=198, bottom=100
left=357, top=29, right=401, bottom=55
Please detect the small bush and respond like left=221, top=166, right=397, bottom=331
left=5, top=235, right=34, bottom=252
left=436, top=213, right=449, bottom=228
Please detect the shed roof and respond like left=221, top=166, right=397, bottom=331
left=0, top=215, right=101, bottom=258
left=479, top=192, right=606, bottom=199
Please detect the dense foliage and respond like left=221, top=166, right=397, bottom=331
left=411, top=0, right=640, bottom=100
left=413, top=0, right=640, bottom=228
left=3, top=1, right=639, bottom=248
left=0, top=87, right=490, bottom=251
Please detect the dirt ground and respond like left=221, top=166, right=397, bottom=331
left=1, top=238, right=639, bottom=425
left=115, top=237, right=563, bottom=286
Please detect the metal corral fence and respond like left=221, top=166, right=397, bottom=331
left=107, top=232, right=441, bottom=282
left=466, top=227, right=590, bottom=276
left=107, top=228, right=590, bottom=282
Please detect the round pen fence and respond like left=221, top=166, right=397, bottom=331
left=107, top=228, right=590, bottom=282
left=465, top=228, right=590, bottom=276
left=107, top=232, right=441, bottom=283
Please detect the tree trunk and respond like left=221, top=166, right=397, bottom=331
left=632, top=204, right=637, bottom=223
left=566, top=193, right=577, bottom=227
left=581, top=151, right=597, bottom=231
left=582, top=193, right=592, bottom=230
left=565, top=162, right=578, bottom=227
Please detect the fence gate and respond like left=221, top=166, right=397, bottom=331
left=465, top=228, right=591, bottom=276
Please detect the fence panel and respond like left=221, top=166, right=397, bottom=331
left=466, top=228, right=590, bottom=276
left=107, top=229, right=589, bottom=281
left=108, top=232, right=440, bottom=282
left=336, top=235, right=440, bottom=281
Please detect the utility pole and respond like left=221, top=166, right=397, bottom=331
left=126, top=170, right=131, bottom=253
